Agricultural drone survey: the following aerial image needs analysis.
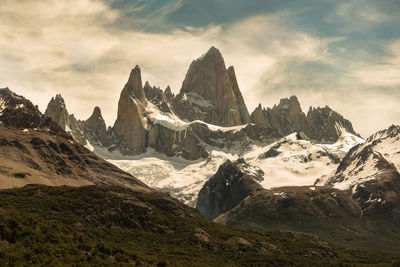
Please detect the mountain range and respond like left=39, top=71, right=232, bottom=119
left=44, top=47, right=359, bottom=161
left=1, top=47, right=399, bottom=264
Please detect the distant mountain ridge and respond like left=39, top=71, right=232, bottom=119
left=2, top=88, right=391, bottom=265
left=251, top=96, right=359, bottom=142
left=44, top=47, right=359, bottom=161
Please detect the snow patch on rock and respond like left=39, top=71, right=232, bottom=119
left=185, top=92, right=213, bottom=108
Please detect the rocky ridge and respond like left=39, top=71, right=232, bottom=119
left=251, top=96, right=359, bottom=142
left=44, top=47, right=359, bottom=162
left=0, top=88, right=146, bottom=191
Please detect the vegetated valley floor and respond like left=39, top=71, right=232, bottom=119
left=0, top=184, right=399, bottom=266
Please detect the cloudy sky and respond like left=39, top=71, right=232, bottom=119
left=0, top=0, right=399, bottom=137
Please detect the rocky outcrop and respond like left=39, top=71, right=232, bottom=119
left=251, top=96, right=307, bottom=137
left=273, top=96, right=307, bottom=132
left=68, top=114, right=87, bottom=145
left=214, top=186, right=364, bottom=237
left=144, top=82, right=173, bottom=113
left=251, top=104, right=272, bottom=128
left=196, top=158, right=264, bottom=219
left=173, top=47, right=250, bottom=127
left=44, top=94, right=70, bottom=131
left=305, top=106, right=357, bottom=142
left=164, top=85, right=174, bottom=100
left=144, top=81, right=162, bottom=102
left=251, top=96, right=359, bottom=142
left=1, top=88, right=59, bottom=131
left=213, top=158, right=400, bottom=251
left=123, top=65, right=147, bottom=105
left=113, top=67, right=148, bottom=154
left=84, top=106, right=107, bottom=146
left=44, top=94, right=87, bottom=144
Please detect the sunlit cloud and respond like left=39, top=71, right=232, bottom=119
left=350, top=40, right=400, bottom=87
left=0, top=0, right=399, bottom=137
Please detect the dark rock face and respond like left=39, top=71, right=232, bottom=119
left=196, top=158, right=264, bottom=219
left=251, top=96, right=359, bottom=142
left=274, top=96, right=307, bottom=133
left=213, top=174, right=400, bottom=250
left=144, top=81, right=162, bottom=102
left=250, top=104, right=272, bottom=128
left=173, top=47, right=250, bottom=127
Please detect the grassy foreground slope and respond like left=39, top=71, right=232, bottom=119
left=0, top=184, right=399, bottom=266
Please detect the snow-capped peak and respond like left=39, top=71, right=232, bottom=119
left=244, top=131, right=364, bottom=190
left=319, top=125, right=400, bottom=190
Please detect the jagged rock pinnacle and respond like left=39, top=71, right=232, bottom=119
left=176, top=47, right=250, bottom=126
left=113, top=67, right=148, bottom=153
left=92, top=106, right=102, bottom=117
left=84, top=106, right=107, bottom=144
left=125, top=66, right=147, bottom=104
left=45, top=94, right=70, bottom=131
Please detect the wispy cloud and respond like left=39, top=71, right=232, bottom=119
left=350, top=40, right=400, bottom=87
left=0, top=0, right=398, bottom=137
left=0, top=2, right=329, bottom=126
left=328, top=0, right=394, bottom=32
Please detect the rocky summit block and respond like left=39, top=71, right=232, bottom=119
left=44, top=94, right=87, bottom=145
left=173, top=47, right=251, bottom=127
